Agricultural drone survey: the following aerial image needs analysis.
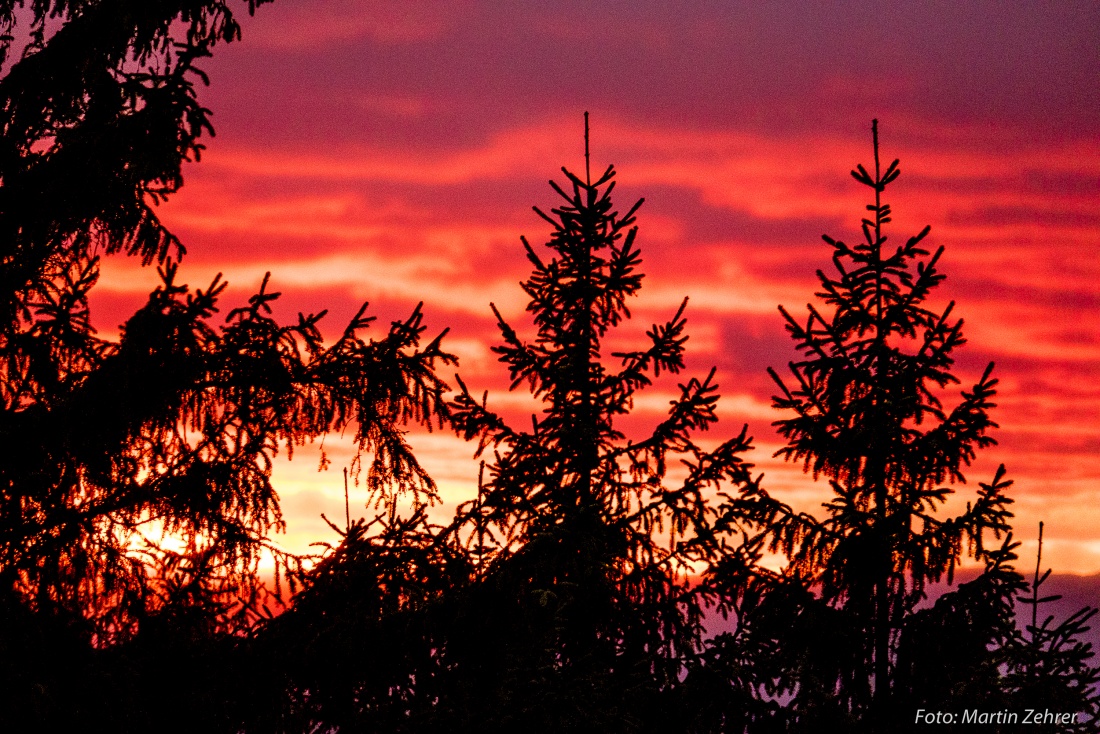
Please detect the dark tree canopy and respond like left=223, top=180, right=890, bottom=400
left=769, top=119, right=1013, bottom=707
left=0, top=2, right=460, bottom=729
left=716, top=121, right=1099, bottom=732
left=444, top=154, right=760, bottom=728
left=249, top=139, right=766, bottom=733
left=2, top=260, right=453, bottom=635
left=2, top=4, right=1096, bottom=725
left=0, top=0, right=269, bottom=268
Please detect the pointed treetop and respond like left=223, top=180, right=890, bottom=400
left=584, top=111, right=591, bottom=186
left=872, top=118, right=880, bottom=179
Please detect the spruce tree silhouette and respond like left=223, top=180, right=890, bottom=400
left=746, top=120, right=1024, bottom=730
left=1000, top=523, right=1100, bottom=732
left=242, top=501, right=474, bottom=733
left=255, top=118, right=764, bottom=733
left=0, top=3, right=456, bottom=730
left=0, top=0, right=272, bottom=315
left=444, top=119, right=761, bottom=731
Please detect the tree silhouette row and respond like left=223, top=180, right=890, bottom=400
left=0, top=3, right=1095, bottom=732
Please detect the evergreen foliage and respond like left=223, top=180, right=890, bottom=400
left=255, top=134, right=765, bottom=732
left=243, top=508, right=473, bottom=732
left=716, top=121, right=1099, bottom=732
left=1002, top=524, right=1100, bottom=732
left=2, top=3, right=1096, bottom=724
left=443, top=150, right=759, bottom=730
left=240, top=122, right=1100, bottom=733
left=0, top=2, right=456, bottom=728
left=0, top=0, right=272, bottom=323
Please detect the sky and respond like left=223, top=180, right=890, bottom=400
left=88, top=0, right=1100, bottom=573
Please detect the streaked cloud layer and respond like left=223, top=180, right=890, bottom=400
left=91, top=0, right=1100, bottom=571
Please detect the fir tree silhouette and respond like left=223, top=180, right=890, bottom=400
left=443, top=117, right=760, bottom=730
left=738, top=120, right=1025, bottom=731
left=252, top=117, right=764, bottom=733
left=0, top=3, right=456, bottom=729
left=1000, top=523, right=1100, bottom=732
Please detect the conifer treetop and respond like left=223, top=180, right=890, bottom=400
left=762, top=119, right=1017, bottom=686
left=723, top=119, right=1024, bottom=726
left=767, top=120, right=1010, bottom=563
left=451, top=156, right=755, bottom=540
left=445, top=146, right=759, bottom=702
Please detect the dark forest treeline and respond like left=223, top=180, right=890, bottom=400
left=0, top=2, right=1096, bottom=732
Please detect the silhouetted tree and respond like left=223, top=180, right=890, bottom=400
left=999, top=523, right=1100, bottom=732
left=735, top=120, right=1025, bottom=731
left=0, top=0, right=271, bottom=341
left=237, top=505, right=472, bottom=732
left=0, top=2, right=457, bottom=729
left=441, top=137, right=765, bottom=731
left=253, top=127, right=765, bottom=732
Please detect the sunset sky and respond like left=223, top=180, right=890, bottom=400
left=89, top=1, right=1100, bottom=573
